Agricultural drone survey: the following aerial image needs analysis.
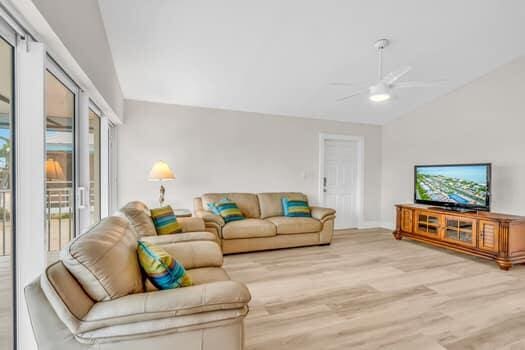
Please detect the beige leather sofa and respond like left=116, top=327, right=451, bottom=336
left=118, top=201, right=219, bottom=244
left=194, top=192, right=336, bottom=254
left=25, top=216, right=251, bottom=350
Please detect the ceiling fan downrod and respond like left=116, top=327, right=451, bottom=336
left=374, top=38, right=389, bottom=81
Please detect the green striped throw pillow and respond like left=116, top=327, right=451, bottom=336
left=281, top=197, right=311, bottom=217
left=137, top=241, right=192, bottom=290
left=213, top=198, right=245, bottom=223
left=150, top=206, right=182, bottom=235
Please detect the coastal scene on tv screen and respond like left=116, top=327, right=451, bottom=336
left=415, top=165, right=488, bottom=207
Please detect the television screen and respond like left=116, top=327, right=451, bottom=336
left=414, top=164, right=491, bottom=210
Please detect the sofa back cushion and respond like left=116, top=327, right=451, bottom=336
left=201, top=193, right=260, bottom=218
left=118, top=201, right=157, bottom=236
left=60, top=216, right=144, bottom=301
left=258, top=192, right=308, bottom=219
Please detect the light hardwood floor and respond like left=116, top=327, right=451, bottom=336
left=224, top=229, right=525, bottom=350
left=2, top=229, right=525, bottom=349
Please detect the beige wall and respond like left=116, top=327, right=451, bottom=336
left=32, top=0, right=124, bottom=118
left=381, top=56, right=525, bottom=227
left=118, top=100, right=383, bottom=226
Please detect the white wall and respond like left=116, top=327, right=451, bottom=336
left=381, top=56, right=525, bottom=227
left=119, top=100, right=382, bottom=226
left=31, top=0, right=124, bottom=118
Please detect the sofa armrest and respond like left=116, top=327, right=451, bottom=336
left=79, top=281, right=251, bottom=334
left=310, top=206, right=336, bottom=222
left=195, top=210, right=225, bottom=227
left=178, top=217, right=206, bottom=232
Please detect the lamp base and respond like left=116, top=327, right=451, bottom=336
left=159, top=184, right=165, bottom=207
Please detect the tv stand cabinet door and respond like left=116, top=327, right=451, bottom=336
left=443, top=215, right=477, bottom=247
left=414, top=210, right=442, bottom=239
left=478, top=220, right=499, bottom=253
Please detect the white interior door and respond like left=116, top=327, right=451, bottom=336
left=322, top=139, right=360, bottom=229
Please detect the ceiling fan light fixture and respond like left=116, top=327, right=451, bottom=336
left=368, top=83, right=391, bottom=103
left=369, top=93, right=391, bottom=102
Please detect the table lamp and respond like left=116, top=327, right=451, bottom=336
left=148, top=161, right=175, bottom=207
left=45, top=158, right=65, bottom=181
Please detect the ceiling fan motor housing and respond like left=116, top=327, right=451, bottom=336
left=373, top=38, right=389, bottom=50
left=369, top=82, right=390, bottom=95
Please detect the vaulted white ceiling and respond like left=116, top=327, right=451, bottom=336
left=98, top=0, right=525, bottom=124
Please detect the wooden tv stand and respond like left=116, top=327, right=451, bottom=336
left=393, top=204, right=525, bottom=270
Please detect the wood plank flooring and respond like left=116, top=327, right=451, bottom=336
left=223, top=229, right=525, bottom=350
left=0, top=256, right=13, bottom=350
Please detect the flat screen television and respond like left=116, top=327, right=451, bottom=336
left=414, top=163, right=491, bottom=211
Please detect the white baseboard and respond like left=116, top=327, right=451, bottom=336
left=380, top=221, right=395, bottom=230
left=357, top=221, right=384, bottom=229
left=335, top=221, right=395, bottom=230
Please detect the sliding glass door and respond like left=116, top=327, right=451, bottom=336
left=0, top=29, right=14, bottom=350
left=45, top=69, right=77, bottom=262
left=89, top=108, right=101, bottom=225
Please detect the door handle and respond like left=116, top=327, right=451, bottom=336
left=77, top=187, right=87, bottom=209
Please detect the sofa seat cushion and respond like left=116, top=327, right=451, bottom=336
left=222, top=219, right=276, bottom=239
left=188, top=267, right=231, bottom=285
left=266, top=216, right=322, bottom=234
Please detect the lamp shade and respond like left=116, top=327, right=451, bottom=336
left=148, top=161, right=176, bottom=181
left=45, top=158, right=65, bottom=180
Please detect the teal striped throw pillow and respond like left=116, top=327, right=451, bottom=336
left=207, top=202, right=221, bottom=215
left=150, top=206, right=182, bottom=235
left=213, top=198, right=244, bottom=223
left=281, top=197, right=311, bottom=217
left=137, top=241, right=192, bottom=290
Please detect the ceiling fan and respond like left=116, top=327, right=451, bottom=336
left=333, top=38, right=444, bottom=103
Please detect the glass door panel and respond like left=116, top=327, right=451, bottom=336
left=45, top=71, right=76, bottom=261
left=89, top=109, right=101, bottom=225
left=444, top=215, right=475, bottom=246
left=415, top=211, right=441, bottom=237
left=0, top=34, right=14, bottom=350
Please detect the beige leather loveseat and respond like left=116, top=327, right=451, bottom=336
left=194, top=192, right=336, bottom=254
left=25, top=216, right=251, bottom=350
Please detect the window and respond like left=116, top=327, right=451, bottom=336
left=45, top=70, right=76, bottom=261
left=89, top=108, right=101, bottom=225
left=0, top=30, right=14, bottom=350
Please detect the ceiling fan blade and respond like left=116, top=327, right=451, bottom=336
left=336, top=89, right=367, bottom=102
left=329, top=82, right=356, bottom=86
left=382, top=65, right=412, bottom=84
left=395, top=80, right=446, bottom=88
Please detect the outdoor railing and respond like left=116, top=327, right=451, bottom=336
left=0, top=190, right=10, bottom=256
left=0, top=182, right=96, bottom=256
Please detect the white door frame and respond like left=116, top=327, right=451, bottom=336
left=319, top=133, right=365, bottom=228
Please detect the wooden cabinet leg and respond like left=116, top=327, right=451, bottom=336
left=392, top=231, right=403, bottom=240
left=497, top=261, right=512, bottom=271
